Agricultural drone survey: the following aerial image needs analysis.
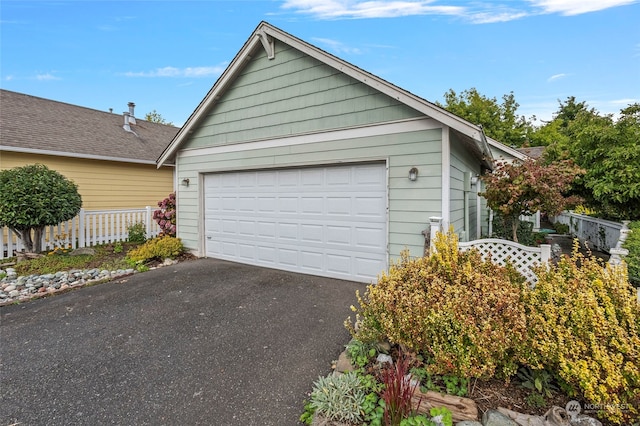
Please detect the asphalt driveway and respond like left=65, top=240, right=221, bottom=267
left=0, top=258, right=368, bottom=425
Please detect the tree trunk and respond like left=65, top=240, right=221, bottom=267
left=512, top=219, right=519, bottom=243
left=12, top=227, right=44, bottom=253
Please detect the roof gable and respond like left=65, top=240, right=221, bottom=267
left=1, top=89, right=179, bottom=165
left=158, top=21, right=493, bottom=167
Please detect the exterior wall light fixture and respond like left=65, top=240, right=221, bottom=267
left=409, top=167, right=419, bottom=181
left=181, top=178, right=190, bottom=187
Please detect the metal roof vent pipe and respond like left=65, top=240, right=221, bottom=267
left=127, top=102, right=136, bottom=125
left=123, top=112, right=138, bottom=137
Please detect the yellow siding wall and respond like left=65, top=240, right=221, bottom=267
left=1, top=152, right=174, bottom=210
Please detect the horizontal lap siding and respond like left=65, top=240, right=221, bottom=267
left=178, top=129, right=442, bottom=260
left=1, top=152, right=174, bottom=209
left=449, top=136, right=481, bottom=241
left=185, top=43, right=422, bottom=149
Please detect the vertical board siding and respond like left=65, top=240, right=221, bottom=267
left=178, top=129, right=442, bottom=260
left=184, top=43, right=423, bottom=149
left=1, top=151, right=174, bottom=209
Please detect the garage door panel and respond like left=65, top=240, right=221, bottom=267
left=257, top=221, right=276, bottom=238
left=278, top=197, right=298, bottom=213
left=356, top=227, right=385, bottom=248
left=326, top=225, right=351, bottom=245
left=204, top=163, right=387, bottom=282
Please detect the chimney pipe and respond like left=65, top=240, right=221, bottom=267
left=123, top=112, right=139, bottom=136
left=127, top=102, right=136, bottom=125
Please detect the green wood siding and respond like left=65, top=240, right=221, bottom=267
left=449, top=133, right=482, bottom=241
left=177, top=129, right=443, bottom=260
left=184, top=42, right=423, bottom=149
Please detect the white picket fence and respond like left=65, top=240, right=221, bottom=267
left=552, top=211, right=622, bottom=252
left=1, top=207, right=161, bottom=260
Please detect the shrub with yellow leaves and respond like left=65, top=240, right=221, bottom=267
left=126, top=235, right=184, bottom=264
left=524, top=241, right=640, bottom=424
left=347, top=229, right=529, bottom=379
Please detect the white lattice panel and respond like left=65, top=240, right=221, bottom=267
left=458, top=238, right=550, bottom=285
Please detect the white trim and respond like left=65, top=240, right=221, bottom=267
left=476, top=189, right=482, bottom=238
left=441, top=127, right=451, bottom=226
left=1, top=146, right=173, bottom=166
left=486, top=136, right=528, bottom=161
left=177, top=118, right=441, bottom=159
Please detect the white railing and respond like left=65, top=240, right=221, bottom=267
left=552, top=211, right=622, bottom=253
left=1, top=207, right=160, bottom=259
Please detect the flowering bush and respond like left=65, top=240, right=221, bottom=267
left=153, top=192, right=176, bottom=237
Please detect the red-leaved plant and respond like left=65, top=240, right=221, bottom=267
left=153, top=192, right=176, bottom=237
left=381, top=350, right=422, bottom=425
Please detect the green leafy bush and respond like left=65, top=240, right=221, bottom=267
left=309, top=372, right=367, bottom=424
left=126, top=236, right=183, bottom=264
left=347, top=230, right=528, bottom=379
left=524, top=243, right=640, bottom=424
left=623, top=221, right=640, bottom=286
left=126, top=221, right=147, bottom=244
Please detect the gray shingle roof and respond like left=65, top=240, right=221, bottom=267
left=1, top=89, right=178, bottom=165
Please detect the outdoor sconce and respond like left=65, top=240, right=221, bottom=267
left=408, top=167, right=419, bottom=181
left=470, top=175, right=479, bottom=186
left=181, top=178, right=190, bottom=187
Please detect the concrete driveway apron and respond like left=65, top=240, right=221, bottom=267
left=1, top=258, right=368, bottom=425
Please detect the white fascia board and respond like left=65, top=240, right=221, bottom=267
left=2, top=146, right=173, bottom=166
left=486, top=136, right=528, bottom=161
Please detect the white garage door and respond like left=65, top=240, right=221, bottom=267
left=203, top=163, right=387, bottom=282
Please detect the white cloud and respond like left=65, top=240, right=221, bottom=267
left=312, top=37, right=363, bottom=54
left=527, top=0, right=637, bottom=15
left=467, top=11, right=528, bottom=24
left=36, top=73, right=60, bottom=81
left=281, top=0, right=464, bottom=19
left=124, top=65, right=226, bottom=78
left=609, top=98, right=638, bottom=105
left=547, top=73, right=568, bottom=82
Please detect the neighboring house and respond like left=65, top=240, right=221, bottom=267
left=158, top=21, right=518, bottom=283
left=517, top=146, right=545, bottom=160
left=0, top=89, right=178, bottom=210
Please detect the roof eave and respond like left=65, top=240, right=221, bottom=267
left=3, top=146, right=174, bottom=166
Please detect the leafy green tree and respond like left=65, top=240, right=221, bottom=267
left=0, top=164, right=82, bottom=252
left=481, top=158, right=584, bottom=242
left=145, top=110, right=174, bottom=126
left=544, top=100, right=640, bottom=220
left=438, top=88, right=530, bottom=147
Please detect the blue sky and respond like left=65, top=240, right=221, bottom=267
left=1, top=0, right=638, bottom=126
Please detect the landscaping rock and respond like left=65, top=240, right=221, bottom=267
left=483, top=409, right=518, bottom=426
left=570, top=415, right=602, bottom=426
left=69, top=247, right=96, bottom=256
left=456, top=421, right=482, bottom=426
left=334, top=351, right=354, bottom=373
